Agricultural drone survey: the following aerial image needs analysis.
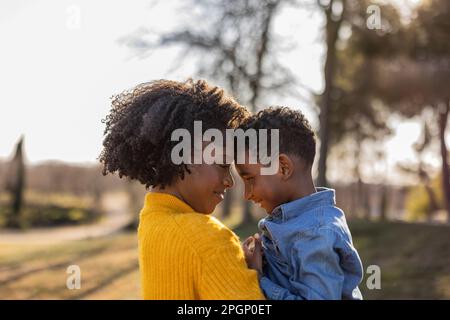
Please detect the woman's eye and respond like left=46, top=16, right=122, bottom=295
left=219, top=164, right=230, bottom=169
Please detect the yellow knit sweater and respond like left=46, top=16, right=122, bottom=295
left=138, top=192, right=265, bottom=300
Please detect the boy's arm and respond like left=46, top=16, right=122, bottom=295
left=261, top=227, right=349, bottom=300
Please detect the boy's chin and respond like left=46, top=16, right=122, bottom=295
left=263, top=202, right=282, bottom=215
left=256, top=202, right=274, bottom=214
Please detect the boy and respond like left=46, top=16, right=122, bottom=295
left=236, top=106, right=363, bottom=300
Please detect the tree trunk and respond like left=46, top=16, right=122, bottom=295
left=378, top=184, right=388, bottom=221
left=438, top=102, right=450, bottom=223
left=358, top=178, right=370, bottom=220
left=248, top=0, right=278, bottom=112
left=353, top=130, right=369, bottom=218
left=7, top=137, right=26, bottom=229
left=317, top=0, right=345, bottom=187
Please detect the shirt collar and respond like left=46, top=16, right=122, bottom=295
left=269, top=187, right=336, bottom=222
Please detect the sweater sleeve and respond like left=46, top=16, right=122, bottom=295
left=198, top=241, right=265, bottom=300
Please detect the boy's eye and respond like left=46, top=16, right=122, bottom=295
left=218, top=164, right=230, bottom=169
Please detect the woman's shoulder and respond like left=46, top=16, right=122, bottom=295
left=174, top=213, right=241, bottom=253
left=174, top=213, right=236, bottom=239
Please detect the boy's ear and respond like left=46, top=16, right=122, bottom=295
left=278, top=154, right=294, bottom=180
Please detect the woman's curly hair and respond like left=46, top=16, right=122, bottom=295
left=238, top=106, right=316, bottom=165
left=99, top=79, right=249, bottom=188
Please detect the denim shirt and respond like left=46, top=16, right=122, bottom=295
left=258, top=187, right=363, bottom=300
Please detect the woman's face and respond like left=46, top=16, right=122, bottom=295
left=173, top=139, right=234, bottom=214
left=178, top=162, right=234, bottom=214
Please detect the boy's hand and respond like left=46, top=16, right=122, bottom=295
left=242, top=233, right=263, bottom=275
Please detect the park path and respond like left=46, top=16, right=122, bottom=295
left=0, top=192, right=134, bottom=244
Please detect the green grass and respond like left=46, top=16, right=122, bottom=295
left=0, top=219, right=449, bottom=299
left=350, top=219, right=450, bottom=299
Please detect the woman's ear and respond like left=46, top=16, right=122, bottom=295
left=278, top=154, right=294, bottom=180
left=183, top=164, right=197, bottom=178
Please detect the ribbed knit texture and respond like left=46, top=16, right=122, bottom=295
left=138, top=192, right=265, bottom=300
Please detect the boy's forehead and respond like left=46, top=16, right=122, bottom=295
left=235, top=162, right=260, bottom=175
left=234, top=147, right=257, bottom=162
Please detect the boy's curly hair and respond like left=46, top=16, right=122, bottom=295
left=99, top=79, right=249, bottom=188
left=238, top=106, right=316, bottom=165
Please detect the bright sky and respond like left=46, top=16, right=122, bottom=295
left=0, top=0, right=439, bottom=184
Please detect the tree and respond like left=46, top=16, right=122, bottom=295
left=314, top=0, right=402, bottom=187
left=316, top=0, right=347, bottom=187
left=325, top=0, right=401, bottom=217
left=121, top=0, right=295, bottom=223
left=372, top=0, right=450, bottom=222
left=5, top=136, right=26, bottom=228
left=398, top=117, right=439, bottom=221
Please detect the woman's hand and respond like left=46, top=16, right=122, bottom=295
left=242, top=233, right=263, bottom=275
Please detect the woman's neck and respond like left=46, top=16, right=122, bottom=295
left=152, top=185, right=187, bottom=203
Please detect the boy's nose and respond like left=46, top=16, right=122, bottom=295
left=223, top=171, right=234, bottom=189
left=244, top=186, right=253, bottom=201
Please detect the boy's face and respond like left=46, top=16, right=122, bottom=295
left=235, top=157, right=289, bottom=214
